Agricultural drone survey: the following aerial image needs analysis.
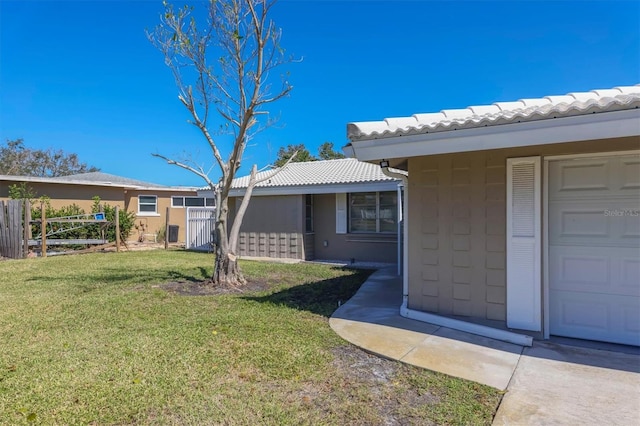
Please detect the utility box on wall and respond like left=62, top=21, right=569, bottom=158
left=168, top=225, right=179, bottom=243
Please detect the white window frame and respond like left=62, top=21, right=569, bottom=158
left=138, top=195, right=159, bottom=216
left=171, top=196, right=215, bottom=208
left=348, top=191, right=397, bottom=234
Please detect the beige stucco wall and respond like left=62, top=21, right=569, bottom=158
left=407, top=136, right=640, bottom=325
left=313, top=193, right=397, bottom=263
left=0, top=181, right=124, bottom=212
left=126, top=189, right=198, bottom=243
left=0, top=181, right=196, bottom=243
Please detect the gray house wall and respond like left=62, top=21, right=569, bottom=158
left=229, top=192, right=399, bottom=263
left=407, top=136, right=640, bottom=326
left=231, top=195, right=305, bottom=259
left=313, top=193, right=397, bottom=263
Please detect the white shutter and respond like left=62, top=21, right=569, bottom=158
left=336, top=193, right=347, bottom=234
left=506, top=157, right=541, bottom=331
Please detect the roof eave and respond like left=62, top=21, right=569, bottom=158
left=349, top=108, right=640, bottom=162
left=0, top=175, right=197, bottom=191
left=223, top=180, right=401, bottom=197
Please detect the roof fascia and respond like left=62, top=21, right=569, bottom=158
left=198, top=181, right=400, bottom=197
left=350, top=109, right=640, bottom=162
left=0, top=175, right=196, bottom=191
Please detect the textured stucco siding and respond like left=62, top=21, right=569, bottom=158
left=407, top=136, right=640, bottom=325
left=127, top=190, right=197, bottom=243
left=232, top=195, right=305, bottom=259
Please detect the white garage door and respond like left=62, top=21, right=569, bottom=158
left=548, top=153, right=640, bottom=346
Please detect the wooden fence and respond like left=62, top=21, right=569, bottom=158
left=0, top=200, right=25, bottom=259
left=0, top=201, right=121, bottom=259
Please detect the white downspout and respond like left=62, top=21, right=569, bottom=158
left=380, top=167, right=409, bottom=309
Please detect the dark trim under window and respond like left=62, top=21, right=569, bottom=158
left=305, top=194, right=314, bottom=233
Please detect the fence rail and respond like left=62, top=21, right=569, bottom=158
left=0, top=200, right=24, bottom=259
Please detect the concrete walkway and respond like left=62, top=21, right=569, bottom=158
left=330, top=267, right=640, bottom=425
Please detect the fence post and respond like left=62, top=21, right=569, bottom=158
left=41, top=202, right=47, bottom=258
left=164, top=206, right=170, bottom=250
left=115, top=206, right=120, bottom=253
left=23, top=200, right=30, bottom=258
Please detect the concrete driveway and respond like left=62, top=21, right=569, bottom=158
left=330, top=267, right=640, bottom=425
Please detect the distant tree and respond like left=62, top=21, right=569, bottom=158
left=317, top=142, right=345, bottom=160
left=274, top=144, right=316, bottom=167
left=274, top=142, right=345, bottom=166
left=0, top=139, right=99, bottom=177
left=147, top=0, right=296, bottom=287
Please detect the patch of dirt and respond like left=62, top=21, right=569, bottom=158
left=329, top=345, right=440, bottom=425
left=331, top=345, right=398, bottom=385
left=160, top=279, right=271, bottom=296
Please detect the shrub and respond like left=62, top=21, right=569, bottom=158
left=28, top=197, right=136, bottom=243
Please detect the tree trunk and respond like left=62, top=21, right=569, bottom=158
left=213, top=249, right=245, bottom=287
left=211, top=196, right=246, bottom=287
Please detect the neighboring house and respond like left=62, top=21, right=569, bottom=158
left=0, top=172, right=203, bottom=244
left=198, top=158, right=402, bottom=263
left=345, top=85, right=640, bottom=347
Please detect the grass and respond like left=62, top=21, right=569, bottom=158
left=0, top=250, right=502, bottom=425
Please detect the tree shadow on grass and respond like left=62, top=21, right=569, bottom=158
left=241, top=268, right=374, bottom=317
left=25, top=267, right=212, bottom=294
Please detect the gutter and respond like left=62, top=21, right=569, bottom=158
left=380, top=167, right=408, bottom=298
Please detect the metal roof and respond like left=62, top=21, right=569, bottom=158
left=231, top=158, right=398, bottom=189
left=0, top=172, right=197, bottom=191
left=347, top=85, right=640, bottom=141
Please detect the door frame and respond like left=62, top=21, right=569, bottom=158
left=542, top=149, right=640, bottom=340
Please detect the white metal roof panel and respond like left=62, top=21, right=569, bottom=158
left=347, top=85, right=640, bottom=141
left=230, top=158, right=398, bottom=190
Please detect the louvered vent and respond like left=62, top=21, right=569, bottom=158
left=511, top=162, right=535, bottom=237
left=506, top=157, right=541, bottom=332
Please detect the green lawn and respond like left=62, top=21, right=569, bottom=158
left=0, top=250, right=501, bottom=425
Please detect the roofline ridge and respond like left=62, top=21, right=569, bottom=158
left=347, top=85, right=640, bottom=141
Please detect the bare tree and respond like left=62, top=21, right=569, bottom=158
left=147, top=0, right=295, bottom=287
left=0, top=139, right=100, bottom=177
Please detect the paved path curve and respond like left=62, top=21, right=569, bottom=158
left=330, top=267, right=640, bottom=425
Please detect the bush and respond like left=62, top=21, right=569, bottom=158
left=28, top=197, right=136, bottom=243
left=91, top=198, right=136, bottom=242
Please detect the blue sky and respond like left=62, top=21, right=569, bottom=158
left=1, top=0, right=638, bottom=187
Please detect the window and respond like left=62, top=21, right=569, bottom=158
left=305, top=194, right=314, bottom=233
left=171, top=196, right=215, bottom=208
left=138, top=195, right=157, bottom=214
left=349, top=191, right=397, bottom=233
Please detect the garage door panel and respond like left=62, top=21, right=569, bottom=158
left=549, top=153, right=640, bottom=346
left=621, top=157, right=640, bottom=189
left=549, top=156, right=640, bottom=199
left=622, top=257, right=640, bottom=289
left=622, top=212, right=640, bottom=237
left=550, top=160, right=610, bottom=194
left=556, top=208, right=609, bottom=237
left=549, top=201, right=640, bottom=247
left=550, top=246, right=640, bottom=297
left=550, top=291, right=640, bottom=346
left=549, top=252, right=610, bottom=289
